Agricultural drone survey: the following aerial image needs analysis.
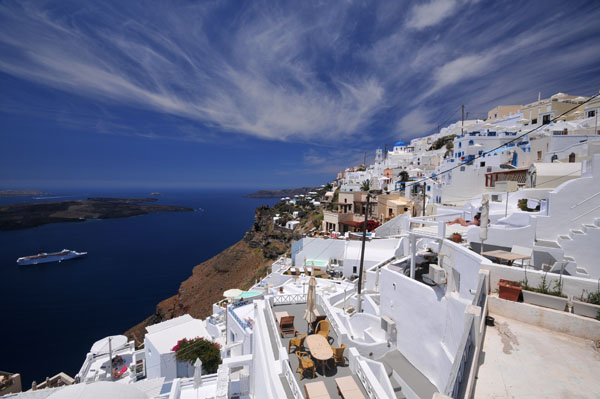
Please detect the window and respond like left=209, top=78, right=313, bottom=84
left=532, top=118, right=538, bottom=124
left=460, top=166, right=465, bottom=171
left=588, top=110, right=596, bottom=118
left=542, top=114, right=551, bottom=124
left=458, top=142, right=462, bottom=148
left=352, top=266, right=357, bottom=274
left=537, top=151, right=542, bottom=160
left=491, top=194, right=501, bottom=202
left=480, top=161, right=485, bottom=167
left=468, top=140, right=474, bottom=146
left=569, top=152, right=576, bottom=163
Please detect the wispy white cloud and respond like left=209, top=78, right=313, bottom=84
left=397, top=108, right=437, bottom=138
left=1, top=0, right=600, bottom=147
left=406, top=0, right=459, bottom=30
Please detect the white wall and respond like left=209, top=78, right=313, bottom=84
left=378, top=242, right=485, bottom=391
left=251, top=301, right=287, bottom=398
left=536, top=154, right=600, bottom=242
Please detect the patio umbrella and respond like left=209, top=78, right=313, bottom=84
left=193, top=358, right=203, bottom=389
left=480, top=194, right=490, bottom=254
left=90, top=335, right=127, bottom=355
left=223, top=288, right=243, bottom=300
left=304, top=276, right=317, bottom=332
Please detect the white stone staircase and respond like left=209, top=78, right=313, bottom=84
left=557, top=218, right=600, bottom=279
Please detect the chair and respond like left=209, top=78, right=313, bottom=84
left=296, top=351, right=316, bottom=380
left=331, top=343, right=346, bottom=367
left=542, top=260, right=569, bottom=273
left=279, top=316, right=296, bottom=337
left=315, top=320, right=330, bottom=340
left=310, top=315, right=327, bottom=333
left=511, top=245, right=533, bottom=266
left=288, top=332, right=307, bottom=353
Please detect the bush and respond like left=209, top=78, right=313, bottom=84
left=172, top=337, right=222, bottom=373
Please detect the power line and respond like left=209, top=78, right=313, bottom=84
left=402, top=92, right=600, bottom=190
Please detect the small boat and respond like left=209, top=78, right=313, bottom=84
left=17, top=249, right=87, bottom=265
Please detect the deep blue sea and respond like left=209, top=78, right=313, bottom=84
left=0, top=189, right=278, bottom=388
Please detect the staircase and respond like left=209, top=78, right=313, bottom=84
left=557, top=218, right=600, bottom=279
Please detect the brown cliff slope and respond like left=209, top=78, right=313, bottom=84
left=125, top=205, right=302, bottom=344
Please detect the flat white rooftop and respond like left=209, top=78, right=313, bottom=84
left=145, top=314, right=209, bottom=354
left=474, top=314, right=600, bottom=398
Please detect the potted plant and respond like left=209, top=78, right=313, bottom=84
left=451, top=232, right=462, bottom=243
left=172, top=337, right=222, bottom=374
left=572, top=290, right=600, bottom=319
left=520, top=273, right=568, bottom=311
left=498, top=279, right=522, bottom=301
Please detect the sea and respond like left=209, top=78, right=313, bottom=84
left=0, top=189, right=279, bottom=388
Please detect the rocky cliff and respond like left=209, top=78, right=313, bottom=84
left=125, top=204, right=315, bottom=344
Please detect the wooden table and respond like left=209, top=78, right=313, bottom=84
left=335, top=375, right=365, bottom=399
left=304, top=380, right=331, bottom=399
left=481, top=250, right=531, bottom=266
left=305, top=334, right=333, bottom=375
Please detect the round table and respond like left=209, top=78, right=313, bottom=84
left=305, top=334, right=333, bottom=375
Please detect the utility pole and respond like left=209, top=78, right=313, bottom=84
left=108, top=337, right=113, bottom=380
left=422, top=183, right=427, bottom=217
left=461, top=105, right=465, bottom=134
left=363, top=152, right=366, bottom=167
left=357, top=193, right=370, bottom=312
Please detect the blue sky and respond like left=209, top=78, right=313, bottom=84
left=1, top=0, right=600, bottom=190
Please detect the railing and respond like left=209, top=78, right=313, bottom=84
left=272, top=294, right=307, bottom=305
left=444, top=314, right=475, bottom=398
left=354, top=358, right=390, bottom=399
left=283, top=359, right=305, bottom=399
left=264, top=301, right=284, bottom=359
left=228, top=301, right=253, bottom=330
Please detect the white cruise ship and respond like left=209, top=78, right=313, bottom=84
left=16, top=249, right=87, bottom=265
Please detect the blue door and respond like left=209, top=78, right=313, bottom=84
left=512, top=152, right=518, bottom=167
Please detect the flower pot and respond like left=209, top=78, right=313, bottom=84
left=572, top=299, right=600, bottom=319
left=522, top=290, right=568, bottom=311
left=451, top=233, right=462, bottom=243
left=498, top=279, right=521, bottom=301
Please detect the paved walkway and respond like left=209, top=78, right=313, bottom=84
left=474, top=314, right=600, bottom=399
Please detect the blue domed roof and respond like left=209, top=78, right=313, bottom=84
left=394, top=141, right=405, bottom=147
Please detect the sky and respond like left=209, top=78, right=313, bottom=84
left=1, top=0, right=600, bottom=190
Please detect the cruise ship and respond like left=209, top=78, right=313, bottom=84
left=16, top=249, right=87, bottom=265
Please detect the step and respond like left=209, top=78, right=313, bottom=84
left=583, top=224, right=599, bottom=233
left=594, top=218, right=600, bottom=227
left=570, top=229, right=584, bottom=235
left=575, top=266, right=589, bottom=275
left=564, top=256, right=575, bottom=261
left=558, top=235, right=571, bottom=242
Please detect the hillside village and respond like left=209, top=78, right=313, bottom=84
left=4, top=91, right=600, bottom=399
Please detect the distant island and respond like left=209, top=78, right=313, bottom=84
left=0, top=189, right=51, bottom=197
left=245, top=186, right=319, bottom=198
left=0, top=197, right=194, bottom=230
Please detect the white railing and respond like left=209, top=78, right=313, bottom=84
left=272, top=294, right=307, bottom=305
left=354, top=358, right=390, bottom=399
left=283, top=359, right=305, bottom=399
left=264, top=301, right=284, bottom=358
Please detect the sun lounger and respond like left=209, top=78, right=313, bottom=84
left=304, top=381, right=331, bottom=399
left=335, top=375, right=365, bottom=399
left=275, top=311, right=289, bottom=325
left=279, top=315, right=296, bottom=337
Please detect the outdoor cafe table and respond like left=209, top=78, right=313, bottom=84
left=481, top=250, right=531, bottom=266
left=305, top=334, right=333, bottom=375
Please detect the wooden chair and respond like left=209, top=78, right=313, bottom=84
left=296, top=351, right=316, bottom=380
left=331, top=343, right=346, bottom=367
left=310, top=315, right=327, bottom=333
left=288, top=332, right=307, bottom=353
left=279, top=315, right=296, bottom=337
left=315, top=319, right=330, bottom=340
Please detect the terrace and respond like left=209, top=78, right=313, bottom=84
left=269, top=300, right=370, bottom=398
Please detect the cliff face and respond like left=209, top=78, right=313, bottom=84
left=125, top=205, right=301, bottom=344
